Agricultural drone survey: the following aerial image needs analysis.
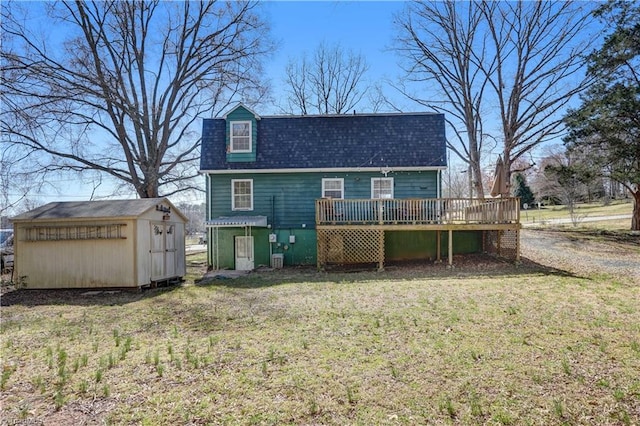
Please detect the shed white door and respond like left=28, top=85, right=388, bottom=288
left=165, top=224, right=176, bottom=277
left=235, top=236, right=254, bottom=271
left=150, top=223, right=177, bottom=281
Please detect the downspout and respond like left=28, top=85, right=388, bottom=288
left=271, top=195, right=276, bottom=229
left=207, top=173, right=213, bottom=268
left=215, top=227, right=219, bottom=270
left=270, top=195, right=276, bottom=268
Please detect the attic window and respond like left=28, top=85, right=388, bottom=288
left=230, top=121, right=251, bottom=153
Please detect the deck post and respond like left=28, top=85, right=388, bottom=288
left=378, top=230, right=384, bottom=271
left=436, top=230, right=441, bottom=262
left=448, top=229, right=453, bottom=266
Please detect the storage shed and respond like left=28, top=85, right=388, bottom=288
left=11, top=198, right=187, bottom=289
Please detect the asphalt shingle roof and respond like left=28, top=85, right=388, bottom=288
left=200, top=113, right=447, bottom=171
left=11, top=198, right=171, bottom=221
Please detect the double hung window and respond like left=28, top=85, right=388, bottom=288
left=230, top=121, right=251, bottom=153
left=371, top=177, right=394, bottom=199
left=232, top=179, right=253, bottom=210
left=322, top=178, right=344, bottom=199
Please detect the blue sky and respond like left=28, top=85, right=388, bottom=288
left=14, top=1, right=409, bottom=206
left=6, top=1, right=596, bottom=208
left=262, top=1, right=407, bottom=114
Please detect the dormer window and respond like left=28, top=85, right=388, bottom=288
left=230, top=121, right=252, bottom=153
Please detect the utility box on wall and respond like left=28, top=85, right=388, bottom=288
left=271, top=253, right=284, bottom=269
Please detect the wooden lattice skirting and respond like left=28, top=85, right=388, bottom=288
left=483, top=229, right=520, bottom=261
left=317, top=228, right=384, bottom=270
left=317, top=227, right=521, bottom=270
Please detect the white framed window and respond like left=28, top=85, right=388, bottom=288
left=322, top=178, right=344, bottom=199
left=371, top=177, right=394, bottom=199
left=230, top=121, right=251, bottom=153
left=232, top=179, right=253, bottom=210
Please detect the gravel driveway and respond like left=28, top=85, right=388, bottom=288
left=520, top=229, right=640, bottom=284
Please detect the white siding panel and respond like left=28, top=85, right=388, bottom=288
left=15, top=221, right=136, bottom=289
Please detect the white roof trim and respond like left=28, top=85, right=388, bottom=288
left=200, top=166, right=447, bottom=175
left=206, top=215, right=268, bottom=228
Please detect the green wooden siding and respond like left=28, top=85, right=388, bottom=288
left=206, top=227, right=481, bottom=269
left=385, top=230, right=481, bottom=261
left=225, top=106, right=258, bottom=163
left=205, top=170, right=478, bottom=268
left=207, top=227, right=316, bottom=269
left=208, top=171, right=440, bottom=228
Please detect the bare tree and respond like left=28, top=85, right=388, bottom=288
left=531, top=144, right=600, bottom=208
left=541, top=150, right=593, bottom=226
left=481, top=1, right=596, bottom=196
left=395, top=1, right=595, bottom=197
left=444, top=164, right=473, bottom=198
left=395, top=1, right=494, bottom=198
left=282, top=42, right=369, bottom=115
left=0, top=145, right=38, bottom=217
left=1, top=1, right=273, bottom=199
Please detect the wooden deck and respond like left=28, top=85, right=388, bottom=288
left=315, top=198, right=522, bottom=269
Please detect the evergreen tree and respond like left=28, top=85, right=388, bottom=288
left=513, top=174, right=535, bottom=208
left=564, top=0, right=640, bottom=230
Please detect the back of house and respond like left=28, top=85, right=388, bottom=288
left=200, top=104, right=448, bottom=270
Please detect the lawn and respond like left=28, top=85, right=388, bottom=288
left=521, top=199, right=633, bottom=226
left=1, top=256, right=639, bottom=425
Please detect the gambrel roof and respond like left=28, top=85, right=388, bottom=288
left=200, top=112, right=447, bottom=172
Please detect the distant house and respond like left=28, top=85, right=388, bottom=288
left=200, top=104, right=520, bottom=271
left=11, top=198, right=187, bottom=289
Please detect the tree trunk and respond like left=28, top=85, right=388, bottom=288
left=473, top=165, right=484, bottom=199
left=632, top=190, right=640, bottom=231
left=503, top=151, right=512, bottom=197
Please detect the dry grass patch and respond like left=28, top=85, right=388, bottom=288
left=1, top=264, right=639, bottom=425
left=521, top=200, right=633, bottom=224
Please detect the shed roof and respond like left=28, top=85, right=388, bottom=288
left=200, top=112, right=447, bottom=172
left=11, top=198, right=186, bottom=222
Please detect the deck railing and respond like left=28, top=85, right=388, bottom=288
left=316, top=198, right=520, bottom=225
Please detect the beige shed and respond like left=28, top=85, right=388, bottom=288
left=11, top=198, right=187, bottom=289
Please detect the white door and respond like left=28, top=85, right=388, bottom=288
left=235, top=236, right=254, bottom=271
left=150, top=223, right=178, bottom=281
left=150, top=223, right=165, bottom=280
left=165, top=224, right=176, bottom=277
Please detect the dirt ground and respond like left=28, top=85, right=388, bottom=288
left=520, top=228, right=639, bottom=285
